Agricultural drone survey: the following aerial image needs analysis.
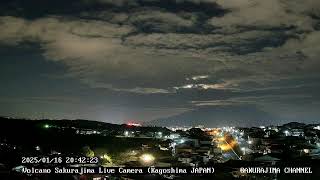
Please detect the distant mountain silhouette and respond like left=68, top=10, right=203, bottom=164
left=146, top=105, right=279, bottom=127
left=0, top=117, right=170, bottom=136
left=282, top=122, right=306, bottom=129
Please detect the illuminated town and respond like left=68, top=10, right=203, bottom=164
left=1, top=116, right=320, bottom=179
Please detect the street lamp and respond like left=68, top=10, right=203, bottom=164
left=241, top=147, right=246, bottom=155
left=284, top=130, right=289, bottom=136
left=140, top=153, right=155, bottom=165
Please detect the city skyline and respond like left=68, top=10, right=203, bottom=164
left=1, top=0, right=320, bottom=126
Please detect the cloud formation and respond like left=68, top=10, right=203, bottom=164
left=211, top=0, right=318, bottom=30
left=1, top=0, right=319, bottom=93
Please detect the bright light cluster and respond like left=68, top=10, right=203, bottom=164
left=140, top=154, right=155, bottom=164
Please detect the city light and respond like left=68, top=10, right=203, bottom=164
left=218, top=144, right=232, bottom=151
left=218, top=137, right=225, bottom=142
left=44, top=124, right=50, bottom=129
left=284, top=130, right=290, bottom=136
left=241, top=147, right=246, bottom=155
left=218, top=138, right=237, bottom=151
left=102, top=154, right=112, bottom=162
left=169, top=134, right=180, bottom=139
left=140, top=153, right=155, bottom=164
left=127, top=122, right=141, bottom=127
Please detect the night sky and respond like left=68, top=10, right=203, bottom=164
left=1, top=0, right=320, bottom=127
